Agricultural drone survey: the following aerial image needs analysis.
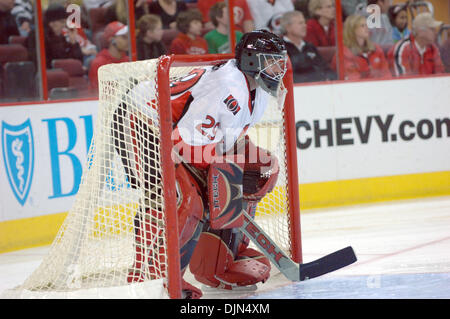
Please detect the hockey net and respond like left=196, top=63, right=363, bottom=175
left=7, top=55, right=301, bottom=299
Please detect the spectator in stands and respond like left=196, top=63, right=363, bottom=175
left=26, top=4, right=83, bottom=68
left=341, top=0, right=367, bottom=19
left=105, top=0, right=128, bottom=25
left=293, top=0, right=310, bottom=19
left=89, top=21, right=129, bottom=90
left=304, top=0, right=336, bottom=47
left=82, top=0, right=115, bottom=11
left=197, top=0, right=254, bottom=33
left=204, top=2, right=243, bottom=54
left=136, top=14, right=166, bottom=60
left=148, top=0, right=188, bottom=29
left=388, top=12, right=444, bottom=76
left=0, top=0, right=20, bottom=44
left=296, top=0, right=366, bottom=21
left=134, top=0, right=150, bottom=21
left=331, top=14, right=391, bottom=80
left=366, top=0, right=393, bottom=46
left=105, top=0, right=153, bottom=24
left=440, top=29, right=450, bottom=73
left=169, top=9, right=208, bottom=55
left=11, top=0, right=33, bottom=37
left=388, top=3, right=410, bottom=43
left=281, top=10, right=336, bottom=83
left=246, top=0, right=294, bottom=35
left=62, top=27, right=98, bottom=70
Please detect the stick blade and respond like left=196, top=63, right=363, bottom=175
left=299, top=246, right=357, bottom=281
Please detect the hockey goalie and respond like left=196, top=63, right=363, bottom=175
left=113, top=30, right=288, bottom=299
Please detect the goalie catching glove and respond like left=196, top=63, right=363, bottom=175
left=241, top=135, right=279, bottom=202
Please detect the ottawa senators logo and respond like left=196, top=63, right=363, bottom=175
left=223, top=95, right=241, bottom=115
left=170, top=68, right=206, bottom=96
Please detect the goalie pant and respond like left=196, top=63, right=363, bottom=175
left=112, top=59, right=277, bottom=297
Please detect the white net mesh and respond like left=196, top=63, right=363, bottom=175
left=246, top=84, right=292, bottom=254
left=7, top=57, right=297, bottom=299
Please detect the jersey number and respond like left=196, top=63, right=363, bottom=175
left=196, top=115, right=219, bottom=140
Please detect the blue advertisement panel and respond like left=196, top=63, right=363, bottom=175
left=0, top=101, right=97, bottom=221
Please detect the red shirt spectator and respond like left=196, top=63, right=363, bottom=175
left=197, top=0, right=254, bottom=33
left=387, top=13, right=445, bottom=76
left=388, top=36, right=444, bottom=76
left=170, top=32, right=208, bottom=55
left=305, top=18, right=336, bottom=47
left=169, top=9, right=208, bottom=55
left=332, top=45, right=391, bottom=80
left=89, top=22, right=129, bottom=90
left=331, top=14, right=391, bottom=80
left=304, top=0, right=336, bottom=47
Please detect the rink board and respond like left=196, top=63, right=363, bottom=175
left=1, top=76, right=450, bottom=252
left=293, top=75, right=450, bottom=208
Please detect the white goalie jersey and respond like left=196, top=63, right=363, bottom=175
left=170, top=59, right=271, bottom=167
left=130, top=59, right=271, bottom=168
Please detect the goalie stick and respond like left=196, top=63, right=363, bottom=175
left=241, top=210, right=357, bottom=281
left=172, top=153, right=357, bottom=282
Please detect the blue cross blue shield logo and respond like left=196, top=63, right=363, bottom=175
left=2, top=119, right=35, bottom=206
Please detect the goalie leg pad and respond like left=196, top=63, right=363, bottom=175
left=181, top=273, right=203, bottom=299
left=189, top=230, right=271, bottom=290
left=175, top=164, right=205, bottom=272
left=207, top=161, right=245, bottom=229
left=128, top=164, right=204, bottom=283
left=215, top=247, right=271, bottom=288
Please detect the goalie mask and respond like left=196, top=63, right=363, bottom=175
left=235, top=29, right=287, bottom=96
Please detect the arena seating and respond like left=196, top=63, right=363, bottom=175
left=0, top=44, right=30, bottom=100
left=46, top=68, right=70, bottom=92
left=1, top=61, right=36, bottom=100
left=52, top=59, right=90, bottom=96
left=8, top=35, right=27, bottom=46
left=0, top=44, right=28, bottom=65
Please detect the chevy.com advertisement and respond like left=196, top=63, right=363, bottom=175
left=294, top=76, right=450, bottom=183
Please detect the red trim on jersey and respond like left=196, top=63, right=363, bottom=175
left=170, top=68, right=206, bottom=96
left=171, top=91, right=193, bottom=123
